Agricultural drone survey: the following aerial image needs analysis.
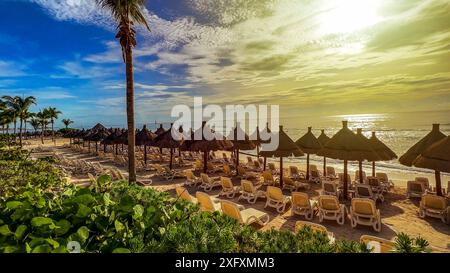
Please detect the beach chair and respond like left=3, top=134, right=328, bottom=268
left=291, top=192, right=316, bottom=220
left=268, top=162, right=279, bottom=174
left=261, top=170, right=278, bottom=186
left=194, top=159, right=203, bottom=171
left=317, top=195, right=345, bottom=225
left=175, top=186, right=197, bottom=203
left=295, top=221, right=335, bottom=242
left=376, top=172, right=394, bottom=189
left=326, top=166, right=336, bottom=179
left=310, top=169, right=322, bottom=184
left=154, top=164, right=179, bottom=181
left=406, top=180, right=426, bottom=198
left=415, top=177, right=431, bottom=190
left=222, top=153, right=230, bottom=163
left=218, top=177, right=239, bottom=198
left=355, top=184, right=384, bottom=203
left=289, top=166, right=304, bottom=180
left=206, top=162, right=221, bottom=174
left=258, top=158, right=264, bottom=165
left=419, top=194, right=448, bottom=223
left=238, top=180, right=266, bottom=204
left=447, top=181, right=450, bottom=198
left=355, top=170, right=367, bottom=184
left=265, top=186, right=291, bottom=213
left=237, top=166, right=258, bottom=180
left=220, top=200, right=269, bottom=226
left=196, top=191, right=221, bottom=212
left=246, top=156, right=253, bottom=166
left=252, top=160, right=263, bottom=172
left=350, top=198, right=381, bottom=232
left=185, top=169, right=201, bottom=187
left=360, top=235, right=395, bottom=253
left=199, top=173, right=222, bottom=192
left=310, top=164, right=318, bottom=172
left=223, top=164, right=234, bottom=177
left=366, top=176, right=387, bottom=194
left=282, top=177, right=310, bottom=192
left=321, top=180, right=342, bottom=199
left=338, top=173, right=352, bottom=187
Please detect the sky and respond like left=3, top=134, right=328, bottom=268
left=0, top=0, right=449, bottom=129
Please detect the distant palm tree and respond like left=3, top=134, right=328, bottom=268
left=96, top=0, right=151, bottom=183
left=22, top=110, right=35, bottom=134
left=1, top=96, right=36, bottom=145
left=62, top=118, right=74, bottom=129
left=0, top=109, right=15, bottom=135
left=36, top=110, right=49, bottom=144
left=29, top=118, right=41, bottom=134
left=45, top=107, right=61, bottom=141
left=1, top=96, right=20, bottom=134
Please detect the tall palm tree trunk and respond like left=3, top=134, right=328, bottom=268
left=13, top=119, right=16, bottom=134
left=51, top=120, right=55, bottom=143
left=125, top=44, right=136, bottom=183
left=19, top=118, right=23, bottom=146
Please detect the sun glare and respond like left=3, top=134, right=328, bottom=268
left=318, top=0, right=383, bottom=35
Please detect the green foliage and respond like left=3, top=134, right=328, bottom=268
left=393, top=233, right=430, bottom=253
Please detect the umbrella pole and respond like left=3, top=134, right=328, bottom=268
left=323, top=157, right=326, bottom=176
left=343, top=160, right=348, bottom=200
left=306, top=153, right=310, bottom=180
left=435, top=170, right=442, bottom=196
left=169, top=148, right=173, bottom=170
left=88, top=141, right=91, bottom=152
left=104, top=144, right=106, bottom=153
left=179, top=148, right=181, bottom=157
left=372, top=161, right=375, bottom=177
left=263, top=157, right=267, bottom=171
left=257, top=146, right=260, bottom=159
left=160, top=147, right=163, bottom=154
left=359, top=160, right=363, bottom=183
left=144, top=144, right=147, bottom=164
left=203, top=151, right=208, bottom=173
left=280, top=157, right=283, bottom=188
left=115, top=144, right=118, bottom=155
left=236, top=149, right=240, bottom=175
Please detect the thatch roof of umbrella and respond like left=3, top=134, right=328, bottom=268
left=399, top=124, right=446, bottom=167
left=153, top=124, right=183, bottom=149
left=73, top=129, right=86, bottom=139
left=295, top=127, right=322, bottom=154
left=227, top=125, right=256, bottom=151
left=89, top=129, right=110, bottom=142
left=369, top=132, right=397, bottom=161
left=101, top=128, right=122, bottom=145
left=82, top=129, right=94, bottom=141
left=413, top=136, right=450, bottom=173
left=259, top=126, right=304, bottom=158
left=250, top=122, right=272, bottom=145
left=91, top=123, right=106, bottom=132
left=155, top=124, right=166, bottom=135
left=317, top=122, right=379, bottom=162
left=188, top=122, right=233, bottom=152
left=135, top=125, right=156, bottom=146
left=317, top=129, right=331, bottom=147
left=115, top=129, right=128, bottom=145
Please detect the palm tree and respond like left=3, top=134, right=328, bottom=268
left=29, top=118, right=41, bottom=134
left=0, top=109, right=15, bottom=135
left=15, top=96, right=36, bottom=146
left=22, top=110, right=35, bottom=134
left=1, top=96, right=20, bottom=134
left=96, top=0, right=151, bottom=183
left=45, top=107, right=61, bottom=141
left=36, top=110, right=49, bottom=144
left=62, top=118, right=74, bottom=129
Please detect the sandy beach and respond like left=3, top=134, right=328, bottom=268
left=25, top=137, right=450, bottom=252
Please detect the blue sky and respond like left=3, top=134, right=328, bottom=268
left=0, top=0, right=449, bottom=129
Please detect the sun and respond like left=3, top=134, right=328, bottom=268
left=318, top=0, right=383, bottom=35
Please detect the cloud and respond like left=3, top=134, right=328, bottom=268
left=0, top=60, right=28, bottom=77
left=0, top=86, right=76, bottom=100
left=52, top=60, right=118, bottom=79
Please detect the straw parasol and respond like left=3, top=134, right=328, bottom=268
left=250, top=122, right=272, bottom=170
left=368, top=132, right=397, bottom=176
left=412, top=135, right=450, bottom=196
left=355, top=128, right=381, bottom=183
left=155, top=124, right=166, bottom=135
left=101, top=128, right=122, bottom=155
left=91, top=123, right=107, bottom=132
left=399, top=124, right=446, bottom=166
left=135, top=125, right=157, bottom=164
left=182, top=121, right=233, bottom=173
left=89, top=129, right=110, bottom=152
left=259, top=125, right=304, bottom=187
left=228, top=124, right=256, bottom=174
left=295, top=127, right=322, bottom=180
left=317, top=121, right=379, bottom=199
left=152, top=124, right=183, bottom=169
left=317, top=129, right=331, bottom=176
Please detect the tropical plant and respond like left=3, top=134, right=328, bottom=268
left=44, top=107, right=61, bottom=141
left=35, top=110, right=49, bottom=144
left=29, top=118, right=41, bottom=134
left=21, top=110, right=35, bottom=134
left=1, top=96, right=19, bottom=134
left=0, top=109, right=15, bottom=135
left=96, top=0, right=151, bottom=183
left=1, top=96, right=36, bottom=146
left=61, top=119, right=74, bottom=129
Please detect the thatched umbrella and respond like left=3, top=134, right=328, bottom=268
left=182, top=122, right=233, bottom=173
left=228, top=124, right=256, bottom=174
left=91, top=123, right=107, bottom=132
left=259, top=125, right=304, bottom=187
left=317, top=121, right=379, bottom=199
left=152, top=124, right=183, bottom=169
left=251, top=122, right=272, bottom=170
left=135, top=125, right=156, bottom=164
left=318, top=129, right=331, bottom=175
left=413, top=136, right=450, bottom=196
left=89, top=129, right=110, bottom=152
left=399, top=124, right=446, bottom=166
left=101, top=128, right=122, bottom=155
left=295, top=127, right=322, bottom=180
left=355, top=128, right=380, bottom=183
left=368, top=132, right=397, bottom=176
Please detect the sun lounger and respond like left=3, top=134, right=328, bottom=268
left=199, top=173, right=222, bottom=192
left=268, top=162, right=279, bottom=174
left=176, top=186, right=197, bottom=203
left=360, top=235, right=395, bottom=253
left=220, top=200, right=269, bottom=226
left=223, top=164, right=235, bottom=177
left=326, top=166, right=336, bottom=179
left=185, top=169, right=201, bottom=187
left=419, top=194, right=448, bottom=223
left=406, top=180, right=426, bottom=198
left=376, top=172, right=394, bottom=189
left=282, top=177, right=310, bottom=192
left=238, top=180, right=266, bottom=204
left=291, top=192, right=316, bottom=220
left=295, top=221, right=335, bottom=242
left=289, top=166, right=304, bottom=180
left=218, top=177, right=240, bottom=198
left=196, top=191, right=221, bottom=212
left=350, top=198, right=381, bottom=232
left=321, top=180, right=342, bottom=199
left=355, top=184, right=384, bottom=203
left=317, top=195, right=345, bottom=225
left=261, top=170, right=279, bottom=186
left=265, top=186, right=291, bottom=213
left=310, top=169, right=322, bottom=184
left=237, top=166, right=258, bottom=180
